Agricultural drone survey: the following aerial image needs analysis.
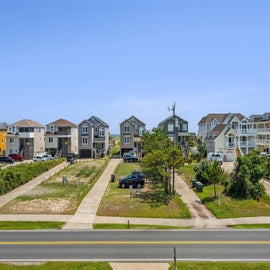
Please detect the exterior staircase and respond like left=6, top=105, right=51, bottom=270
left=236, top=147, right=243, bottom=157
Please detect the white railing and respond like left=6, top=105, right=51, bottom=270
left=239, top=141, right=256, bottom=147
left=256, top=139, right=270, bottom=145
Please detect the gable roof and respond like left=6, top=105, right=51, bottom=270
left=198, top=113, right=245, bottom=125
left=88, top=116, right=109, bottom=128
left=47, top=118, right=77, bottom=127
left=158, top=114, right=188, bottom=126
left=120, top=115, right=145, bottom=126
left=12, top=119, right=43, bottom=128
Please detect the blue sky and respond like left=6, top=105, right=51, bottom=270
left=1, top=0, right=269, bottom=134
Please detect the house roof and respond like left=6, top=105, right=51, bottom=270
left=158, top=114, right=188, bottom=126
left=0, top=122, right=9, bottom=130
left=198, top=113, right=245, bottom=125
left=88, top=116, right=109, bottom=128
left=205, top=124, right=227, bottom=141
left=47, top=118, right=77, bottom=127
left=12, top=119, right=43, bottom=127
left=120, top=115, right=145, bottom=126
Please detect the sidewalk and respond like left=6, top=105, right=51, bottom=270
left=62, top=158, right=120, bottom=229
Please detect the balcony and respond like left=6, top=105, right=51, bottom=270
left=256, top=139, right=270, bottom=145
left=239, top=141, right=256, bottom=147
left=225, top=142, right=236, bottom=149
left=18, top=132, right=35, bottom=138
left=255, top=128, right=270, bottom=134
left=233, top=128, right=257, bottom=136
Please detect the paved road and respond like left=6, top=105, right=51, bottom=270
left=0, top=230, right=270, bottom=262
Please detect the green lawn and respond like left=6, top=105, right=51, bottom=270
left=180, top=164, right=270, bottom=219
left=0, top=221, right=64, bottom=230
left=170, top=262, right=270, bottom=270
left=0, top=262, right=112, bottom=270
left=97, top=163, right=191, bottom=219
left=93, top=223, right=189, bottom=229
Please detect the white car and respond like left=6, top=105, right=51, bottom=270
left=33, top=156, right=43, bottom=162
left=209, top=153, right=223, bottom=164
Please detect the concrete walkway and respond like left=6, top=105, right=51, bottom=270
left=62, top=158, right=120, bottom=229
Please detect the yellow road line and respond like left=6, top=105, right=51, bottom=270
left=0, top=241, right=270, bottom=245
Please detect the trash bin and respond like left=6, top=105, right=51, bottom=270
left=111, top=174, right=115, bottom=182
left=196, top=181, right=204, bottom=192
left=62, top=176, right=67, bottom=185
left=191, top=179, right=197, bottom=188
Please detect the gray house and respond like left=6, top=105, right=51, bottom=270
left=78, top=116, right=110, bottom=158
left=158, top=115, right=192, bottom=155
left=120, top=115, right=146, bottom=157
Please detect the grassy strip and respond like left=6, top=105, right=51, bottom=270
left=93, top=223, right=190, bottom=230
left=229, top=223, right=270, bottom=229
left=0, top=221, right=64, bottom=230
left=180, top=164, right=270, bottom=218
left=97, top=162, right=191, bottom=219
left=170, top=262, right=270, bottom=270
left=0, top=159, right=65, bottom=195
left=196, top=185, right=270, bottom=218
left=0, top=262, right=112, bottom=270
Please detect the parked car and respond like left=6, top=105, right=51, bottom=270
left=66, top=152, right=76, bottom=162
left=119, top=173, right=145, bottom=188
left=0, top=156, right=14, bottom=164
left=209, top=153, right=223, bottom=164
left=9, top=154, right=24, bottom=161
left=33, top=156, right=43, bottom=162
left=41, top=154, right=53, bottom=161
left=123, top=153, right=138, bottom=162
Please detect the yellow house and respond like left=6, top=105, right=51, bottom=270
left=0, top=122, right=9, bottom=156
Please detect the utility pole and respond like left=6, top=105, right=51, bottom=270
left=168, top=102, right=176, bottom=194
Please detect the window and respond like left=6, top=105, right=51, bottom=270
left=168, top=123, right=173, bottom=132
left=82, top=124, right=88, bottom=134
left=49, top=137, right=53, bottom=143
left=82, top=138, right=88, bottom=145
left=50, top=125, right=54, bottom=132
left=10, top=138, right=14, bottom=144
left=124, top=136, right=130, bottom=144
left=124, top=123, right=130, bottom=133
left=99, top=127, right=105, bottom=137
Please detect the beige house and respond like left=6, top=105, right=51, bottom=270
left=198, top=113, right=256, bottom=161
left=78, top=116, right=110, bottom=158
left=44, top=118, right=78, bottom=158
left=120, top=116, right=146, bottom=157
left=6, top=119, right=45, bottom=160
left=250, top=113, right=270, bottom=153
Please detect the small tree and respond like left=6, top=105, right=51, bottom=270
left=141, top=128, right=184, bottom=194
left=227, top=151, right=267, bottom=199
left=194, top=159, right=228, bottom=197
